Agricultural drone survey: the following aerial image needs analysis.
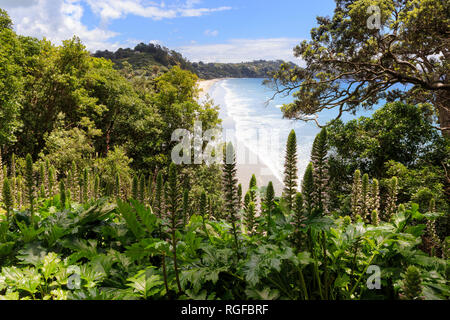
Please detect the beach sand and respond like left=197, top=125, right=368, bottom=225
left=235, top=147, right=284, bottom=196
left=198, top=79, right=223, bottom=100
left=197, top=79, right=285, bottom=196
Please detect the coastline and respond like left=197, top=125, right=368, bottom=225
left=197, top=78, right=284, bottom=196
left=198, top=78, right=225, bottom=100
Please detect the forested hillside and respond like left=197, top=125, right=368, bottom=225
left=192, top=60, right=293, bottom=79
left=93, top=43, right=290, bottom=79
left=93, top=43, right=196, bottom=77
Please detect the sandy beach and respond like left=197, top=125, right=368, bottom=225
left=197, top=79, right=285, bottom=196
left=197, top=78, right=223, bottom=100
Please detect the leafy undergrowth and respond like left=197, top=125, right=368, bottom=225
left=0, top=196, right=448, bottom=300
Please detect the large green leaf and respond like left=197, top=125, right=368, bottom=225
left=127, top=268, right=164, bottom=299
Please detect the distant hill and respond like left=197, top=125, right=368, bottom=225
left=93, top=43, right=294, bottom=79
left=93, top=43, right=195, bottom=75
left=191, top=60, right=292, bottom=79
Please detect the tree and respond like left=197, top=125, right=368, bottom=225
left=327, top=103, right=446, bottom=178
left=270, top=0, right=450, bottom=136
left=0, top=10, right=23, bottom=147
left=283, top=130, right=298, bottom=211
left=0, top=9, right=13, bottom=31
left=0, top=152, right=3, bottom=199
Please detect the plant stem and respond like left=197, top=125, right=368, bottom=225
left=298, top=268, right=309, bottom=300
left=172, top=230, right=182, bottom=293
left=322, top=231, right=329, bottom=299
left=162, top=254, right=169, bottom=296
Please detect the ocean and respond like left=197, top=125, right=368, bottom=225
left=204, top=78, right=375, bottom=189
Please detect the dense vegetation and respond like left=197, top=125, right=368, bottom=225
left=269, top=0, right=449, bottom=136
left=0, top=124, right=448, bottom=300
left=93, top=43, right=291, bottom=80
left=191, top=60, right=295, bottom=80
left=93, top=43, right=195, bottom=77
left=0, top=6, right=449, bottom=301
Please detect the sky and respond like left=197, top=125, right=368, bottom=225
left=0, top=0, right=337, bottom=63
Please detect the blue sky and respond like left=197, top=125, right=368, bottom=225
left=1, top=0, right=337, bottom=62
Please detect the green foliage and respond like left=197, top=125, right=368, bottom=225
left=200, top=191, right=207, bottom=219
left=270, top=0, right=450, bottom=135
left=283, top=130, right=298, bottom=211
left=301, top=163, right=315, bottom=213
left=361, top=173, right=370, bottom=220
left=154, top=172, right=163, bottom=219
left=245, top=202, right=257, bottom=236
left=2, top=177, right=12, bottom=220
left=127, top=268, right=164, bottom=299
left=351, top=169, right=362, bottom=221
left=326, top=102, right=448, bottom=212
left=0, top=8, right=448, bottom=302
left=0, top=13, right=23, bottom=147
left=138, top=175, right=145, bottom=203
left=249, top=174, right=257, bottom=203
left=25, top=154, right=34, bottom=218
left=182, top=189, right=190, bottom=226
left=237, top=183, right=242, bottom=210
left=59, top=180, right=66, bottom=210
left=195, top=60, right=294, bottom=80
left=132, top=175, right=138, bottom=200
left=385, top=176, right=399, bottom=221
left=310, top=128, right=329, bottom=213
left=401, top=266, right=423, bottom=300
left=222, top=143, right=240, bottom=257
left=265, top=181, right=275, bottom=235
left=82, top=168, right=88, bottom=203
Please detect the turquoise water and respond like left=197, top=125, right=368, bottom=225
left=205, top=78, right=375, bottom=183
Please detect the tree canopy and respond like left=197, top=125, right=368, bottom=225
left=269, top=0, right=449, bottom=135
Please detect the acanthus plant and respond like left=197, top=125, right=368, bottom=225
left=0, top=131, right=448, bottom=301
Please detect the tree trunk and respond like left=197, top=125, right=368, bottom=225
left=436, top=90, right=450, bottom=138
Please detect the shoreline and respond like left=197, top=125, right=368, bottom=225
left=198, top=78, right=226, bottom=100
left=197, top=78, right=284, bottom=196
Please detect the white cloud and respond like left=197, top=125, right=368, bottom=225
left=178, top=38, right=305, bottom=64
left=204, top=29, right=218, bottom=37
left=1, top=0, right=232, bottom=51
left=79, top=0, right=231, bottom=21
left=3, top=0, right=122, bottom=51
